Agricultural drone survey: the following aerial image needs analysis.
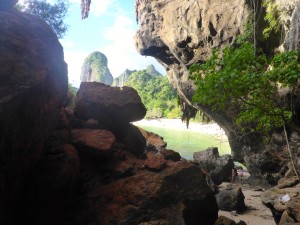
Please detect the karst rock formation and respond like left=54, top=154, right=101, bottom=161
left=80, top=51, right=114, bottom=85
left=135, top=0, right=300, bottom=184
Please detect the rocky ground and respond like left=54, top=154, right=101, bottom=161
left=218, top=183, right=275, bottom=225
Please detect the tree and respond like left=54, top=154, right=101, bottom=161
left=190, top=39, right=300, bottom=180
left=18, top=0, right=69, bottom=39
left=124, top=69, right=181, bottom=119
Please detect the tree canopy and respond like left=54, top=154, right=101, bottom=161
left=189, top=12, right=300, bottom=135
left=18, top=0, right=69, bottom=39
left=124, top=70, right=181, bottom=119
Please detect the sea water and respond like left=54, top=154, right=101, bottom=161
left=138, top=125, right=231, bottom=160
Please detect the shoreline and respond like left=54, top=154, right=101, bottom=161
left=133, top=118, right=226, bottom=136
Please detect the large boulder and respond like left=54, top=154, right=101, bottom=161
left=0, top=9, right=68, bottom=223
left=261, top=178, right=300, bottom=224
left=215, top=186, right=246, bottom=213
left=193, top=147, right=234, bottom=185
left=75, top=82, right=146, bottom=126
left=74, top=82, right=147, bottom=156
left=67, top=155, right=219, bottom=225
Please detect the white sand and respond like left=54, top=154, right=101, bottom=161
left=133, top=119, right=226, bottom=136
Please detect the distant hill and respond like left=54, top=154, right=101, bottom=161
left=80, top=51, right=113, bottom=85
left=113, top=64, right=162, bottom=87
left=124, top=67, right=181, bottom=119
left=145, top=64, right=162, bottom=77
left=112, top=69, right=136, bottom=87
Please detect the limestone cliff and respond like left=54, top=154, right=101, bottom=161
left=112, top=69, right=136, bottom=87
left=80, top=51, right=113, bottom=85
left=135, top=0, right=250, bottom=141
left=112, top=64, right=162, bottom=87
left=135, top=0, right=300, bottom=186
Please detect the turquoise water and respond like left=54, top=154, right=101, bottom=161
left=138, top=125, right=231, bottom=160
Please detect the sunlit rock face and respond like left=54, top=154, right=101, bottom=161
left=135, top=0, right=249, bottom=106
left=278, top=0, right=300, bottom=51
left=135, top=0, right=251, bottom=159
left=0, top=8, right=68, bottom=223
left=135, top=0, right=300, bottom=187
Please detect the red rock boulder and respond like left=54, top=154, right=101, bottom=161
left=75, top=82, right=146, bottom=126
left=74, top=82, right=147, bottom=156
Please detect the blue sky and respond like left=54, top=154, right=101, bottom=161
left=59, top=0, right=166, bottom=87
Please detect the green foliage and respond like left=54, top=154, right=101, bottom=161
left=235, top=18, right=254, bottom=44
left=67, top=83, right=78, bottom=108
left=190, top=40, right=300, bottom=134
left=165, top=106, right=182, bottom=119
left=124, top=70, right=181, bottom=119
left=17, top=0, right=69, bottom=39
left=262, top=0, right=282, bottom=39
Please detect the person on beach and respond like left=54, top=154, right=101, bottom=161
left=231, top=168, right=239, bottom=183
left=237, top=168, right=244, bottom=183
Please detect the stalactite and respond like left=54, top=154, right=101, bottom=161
left=81, top=0, right=91, bottom=19
left=179, top=98, right=198, bottom=128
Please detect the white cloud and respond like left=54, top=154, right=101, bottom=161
left=60, top=39, right=75, bottom=48
left=99, top=15, right=166, bottom=77
left=90, top=0, right=117, bottom=16
left=64, top=50, right=88, bottom=87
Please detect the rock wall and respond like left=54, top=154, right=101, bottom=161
left=135, top=0, right=300, bottom=186
left=0, top=6, right=68, bottom=224
left=135, top=0, right=251, bottom=153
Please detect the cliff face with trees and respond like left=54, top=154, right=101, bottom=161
left=80, top=51, right=113, bottom=85
left=135, top=0, right=300, bottom=186
left=125, top=67, right=180, bottom=119
left=113, top=65, right=181, bottom=119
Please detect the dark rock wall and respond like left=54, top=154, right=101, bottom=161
left=0, top=9, right=68, bottom=223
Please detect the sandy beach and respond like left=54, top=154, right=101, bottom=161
left=133, top=119, right=226, bottom=136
